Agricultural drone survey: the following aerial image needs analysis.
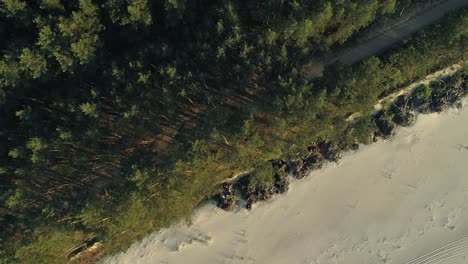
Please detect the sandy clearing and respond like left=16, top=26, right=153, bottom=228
left=104, top=98, right=468, bottom=264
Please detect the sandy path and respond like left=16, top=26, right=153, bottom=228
left=374, top=64, right=464, bottom=111
left=104, top=100, right=468, bottom=264
left=346, top=62, right=464, bottom=122
left=328, top=0, right=468, bottom=65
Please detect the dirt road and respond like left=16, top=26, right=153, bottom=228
left=329, top=0, right=468, bottom=65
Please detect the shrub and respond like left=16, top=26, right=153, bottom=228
left=249, top=161, right=276, bottom=189
left=411, top=84, right=432, bottom=106
left=15, top=229, right=94, bottom=264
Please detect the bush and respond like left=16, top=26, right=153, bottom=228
left=351, top=116, right=377, bottom=144
left=249, top=161, right=276, bottom=189
left=15, top=229, right=94, bottom=264
left=411, top=84, right=432, bottom=107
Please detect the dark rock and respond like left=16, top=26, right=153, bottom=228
left=430, top=90, right=449, bottom=112
left=461, top=74, right=468, bottom=93
left=391, top=95, right=415, bottom=127
left=393, top=95, right=412, bottom=111
left=291, top=140, right=341, bottom=179
left=292, top=152, right=323, bottom=179
left=413, top=100, right=431, bottom=114
left=377, top=120, right=395, bottom=138
left=239, top=181, right=277, bottom=210
left=271, top=159, right=288, bottom=171
left=308, top=153, right=325, bottom=169
left=394, top=111, right=415, bottom=127
left=318, top=141, right=342, bottom=162
left=352, top=143, right=360, bottom=150
left=373, top=111, right=396, bottom=139
left=291, top=159, right=310, bottom=179
left=67, top=236, right=99, bottom=259
left=373, top=130, right=382, bottom=142
left=307, top=143, right=321, bottom=154
left=270, top=159, right=290, bottom=193
left=237, top=162, right=290, bottom=209
left=274, top=170, right=289, bottom=194
left=408, top=73, right=467, bottom=114
left=271, top=159, right=285, bottom=168
left=429, top=80, right=464, bottom=112
left=450, top=87, right=464, bottom=104
left=247, top=187, right=276, bottom=209
left=213, top=182, right=238, bottom=211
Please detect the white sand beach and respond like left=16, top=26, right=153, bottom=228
left=104, top=99, right=468, bottom=264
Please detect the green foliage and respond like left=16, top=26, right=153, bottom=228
left=6, top=189, right=26, bottom=210
left=324, top=0, right=381, bottom=46
left=284, top=3, right=333, bottom=48
left=19, top=48, right=47, bottom=79
left=263, top=29, right=278, bottom=46
left=53, top=51, right=75, bottom=72
left=79, top=102, right=98, bottom=118
left=127, top=0, right=152, bottom=25
left=8, top=148, right=20, bottom=159
left=0, top=0, right=26, bottom=17
left=325, top=9, right=467, bottom=114
left=15, top=107, right=31, bottom=120
left=241, top=114, right=256, bottom=139
left=35, top=21, right=56, bottom=53
left=351, top=116, right=377, bottom=144
left=191, top=139, right=211, bottom=158
left=0, top=56, right=21, bottom=89
left=129, top=165, right=151, bottom=189
left=429, top=79, right=449, bottom=92
left=278, top=0, right=397, bottom=50
left=26, top=137, right=48, bottom=152
left=249, top=161, right=275, bottom=189
left=105, top=0, right=153, bottom=26
left=57, top=127, right=72, bottom=141
left=79, top=204, right=105, bottom=231
left=40, top=0, right=64, bottom=10
left=26, top=137, right=48, bottom=163
left=58, top=0, right=104, bottom=65
left=381, top=0, right=396, bottom=14
left=412, top=84, right=432, bottom=105
left=15, top=229, right=92, bottom=264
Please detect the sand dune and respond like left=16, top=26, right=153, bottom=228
left=104, top=99, right=468, bottom=264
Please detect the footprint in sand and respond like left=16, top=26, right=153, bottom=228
left=382, top=170, right=395, bottom=180
left=174, top=233, right=212, bottom=251
left=220, top=229, right=254, bottom=264
left=160, top=228, right=212, bottom=252
left=443, top=209, right=462, bottom=231
left=455, top=144, right=468, bottom=151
